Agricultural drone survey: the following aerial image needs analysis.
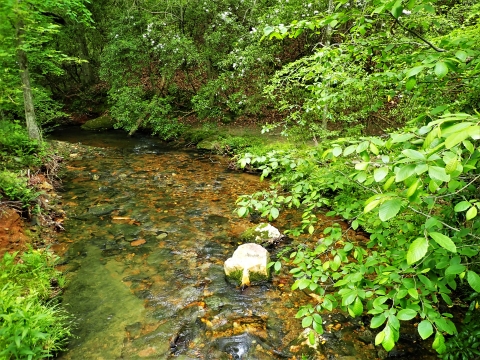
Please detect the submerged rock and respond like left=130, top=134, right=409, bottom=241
left=240, top=223, right=283, bottom=246
left=224, top=243, right=270, bottom=287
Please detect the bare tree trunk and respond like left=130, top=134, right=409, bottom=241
left=16, top=4, right=42, bottom=142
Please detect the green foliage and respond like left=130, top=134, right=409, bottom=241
left=0, top=121, right=46, bottom=168
left=263, top=0, right=480, bottom=138
left=236, top=112, right=480, bottom=353
left=442, top=295, right=480, bottom=360
left=0, top=0, right=93, bottom=129
left=0, top=250, right=71, bottom=359
left=0, top=171, right=38, bottom=206
left=109, top=86, right=184, bottom=140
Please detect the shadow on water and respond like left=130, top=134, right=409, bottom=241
left=49, top=128, right=437, bottom=360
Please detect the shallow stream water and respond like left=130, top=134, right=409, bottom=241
left=49, top=129, right=436, bottom=360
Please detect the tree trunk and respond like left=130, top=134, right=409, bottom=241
left=79, top=32, right=94, bottom=86
left=16, top=6, right=42, bottom=142
left=322, top=0, right=334, bottom=132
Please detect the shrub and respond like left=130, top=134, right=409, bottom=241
left=0, top=121, right=46, bottom=169
left=0, top=250, right=71, bottom=359
left=0, top=171, right=38, bottom=206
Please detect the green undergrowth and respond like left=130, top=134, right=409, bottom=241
left=234, top=113, right=480, bottom=357
left=0, top=120, right=51, bottom=208
left=183, top=123, right=265, bottom=154
left=0, top=249, right=72, bottom=359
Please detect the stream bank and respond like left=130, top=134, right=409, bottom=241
left=46, top=128, right=436, bottom=359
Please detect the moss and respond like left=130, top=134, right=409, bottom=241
left=81, top=115, right=116, bottom=131
left=196, top=137, right=222, bottom=150
left=248, top=269, right=270, bottom=285
left=225, top=269, right=244, bottom=286
left=225, top=268, right=270, bottom=287
left=240, top=223, right=277, bottom=244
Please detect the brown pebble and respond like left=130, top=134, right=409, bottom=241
left=131, top=239, right=146, bottom=246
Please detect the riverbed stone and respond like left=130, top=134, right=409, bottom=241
left=240, top=223, right=283, bottom=246
left=224, top=243, right=270, bottom=287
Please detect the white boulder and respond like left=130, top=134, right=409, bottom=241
left=224, top=243, right=270, bottom=287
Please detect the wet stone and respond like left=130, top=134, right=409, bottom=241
left=205, top=214, right=229, bottom=226
left=87, top=204, right=118, bottom=216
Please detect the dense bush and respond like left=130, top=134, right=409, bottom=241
left=0, top=171, right=38, bottom=206
left=0, top=121, right=46, bottom=207
left=0, top=250, right=71, bottom=359
left=236, top=112, right=480, bottom=354
left=0, top=121, right=45, bottom=168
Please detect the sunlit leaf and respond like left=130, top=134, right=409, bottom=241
left=374, top=167, right=389, bottom=182
left=466, top=206, right=477, bottom=220
left=378, top=199, right=402, bottom=221
left=418, top=320, right=434, bottom=339
left=397, top=309, right=417, bottom=320
left=429, top=232, right=456, bottom=253
left=407, top=237, right=428, bottom=265
left=467, top=271, right=480, bottom=292
left=434, top=62, right=448, bottom=78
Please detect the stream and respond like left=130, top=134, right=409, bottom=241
left=49, top=129, right=436, bottom=360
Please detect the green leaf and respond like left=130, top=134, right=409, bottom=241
left=418, top=320, right=434, bottom=339
left=396, top=164, right=416, bottom=182
left=302, top=315, right=313, bottom=328
left=407, top=237, right=429, bottom=265
left=371, top=313, right=387, bottom=329
left=467, top=271, right=480, bottom=292
left=237, top=207, right=248, bottom=217
left=350, top=297, right=363, bottom=317
left=263, top=25, right=275, bottom=36
left=274, top=261, right=281, bottom=272
left=432, top=332, right=446, bottom=354
left=405, top=66, right=425, bottom=78
left=374, top=167, right=389, bottom=182
left=429, top=232, right=456, bottom=253
left=445, top=128, right=474, bottom=149
left=444, top=157, right=458, bottom=174
left=397, top=309, right=417, bottom=321
left=378, top=199, right=402, bottom=222
left=455, top=50, right=467, bottom=62
left=405, top=77, right=416, bottom=91
left=391, top=0, right=403, bottom=18
left=408, top=287, right=418, bottom=299
left=375, top=330, right=385, bottom=345
left=299, top=278, right=312, bottom=290
left=428, top=166, right=450, bottom=183
left=270, top=207, right=279, bottom=219
left=308, top=329, right=315, bottom=345
left=382, top=325, right=396, bottom=351
left=364, top=199, right=381, bottom=213
left=434, top=62, right=448, bottom=78
left=342, top=291, right=357, bottom=306
left=445, top=264, right=465, bottom=276
left=402, top=149, right=425, bottom=160
left=383, top=176, right=395, bottom=190
left=313, top=319, right=323, bottom=334
left=466, top=206, right=477, bottom=221
left=454, top=201, right=471, bottom=212
left=406, top=179, right=420, bottom=198
left=370, top=142, right=379, bottom=155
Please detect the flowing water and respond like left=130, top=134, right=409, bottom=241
left=49, top=129, right=436, bottom=360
